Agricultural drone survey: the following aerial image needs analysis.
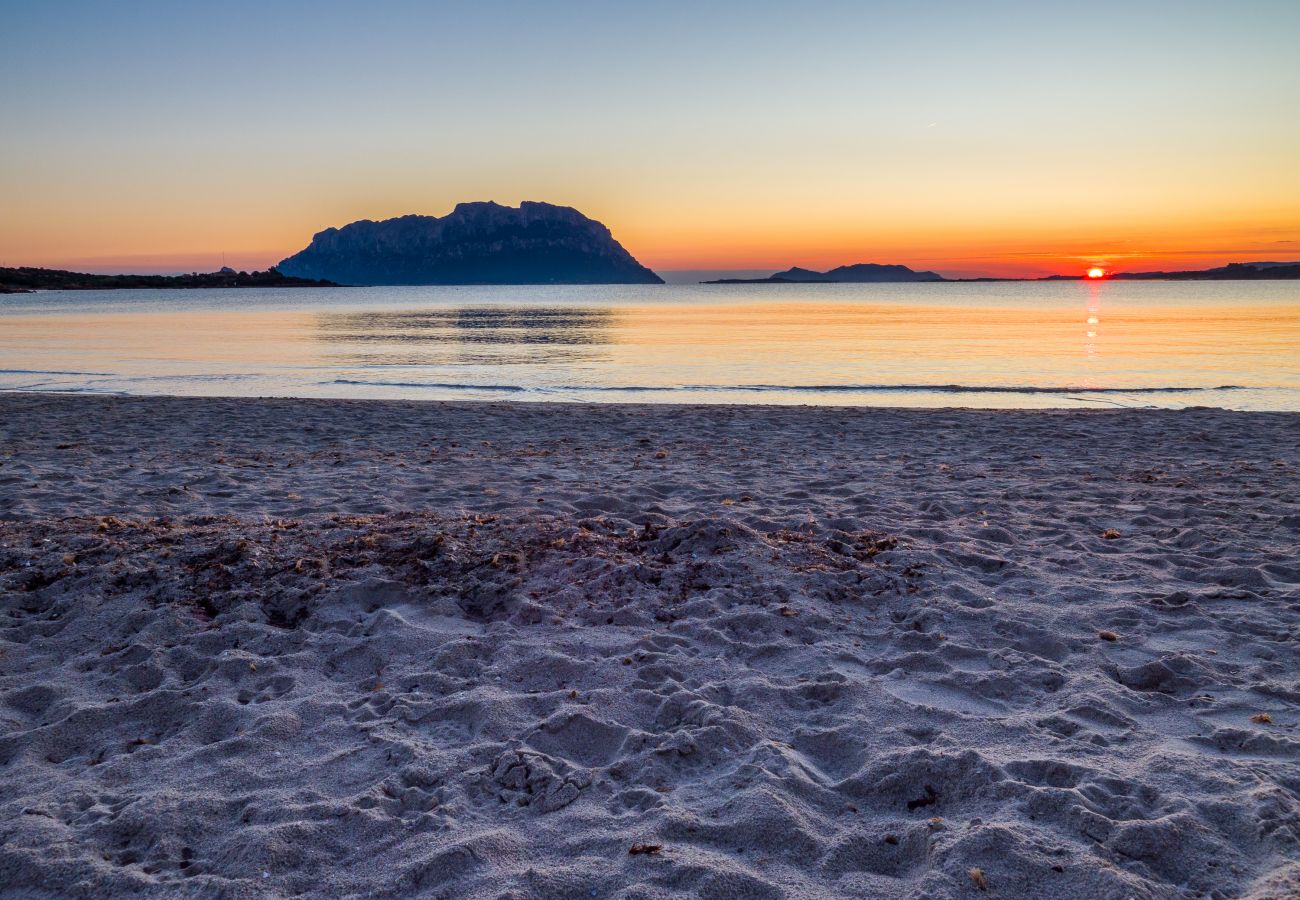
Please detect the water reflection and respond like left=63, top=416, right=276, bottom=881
left=318, top=307, right=614, bottom=343
left=316, top=306, right=616, bottom=366
left=1085, top=281, right=1102, bottom=358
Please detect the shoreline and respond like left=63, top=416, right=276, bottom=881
left=2, top=394, right=1297, bottom=897
left=0, top=387, right=1289, bottom=414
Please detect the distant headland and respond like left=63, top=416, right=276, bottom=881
left=0, top=266, right=336, bottom=294
left=277, top=201, right=663, bottom=286
left=1046, top=261, right=1300, bottom=281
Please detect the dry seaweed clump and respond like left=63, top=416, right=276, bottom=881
left=0, top=511, right=914, bottom=634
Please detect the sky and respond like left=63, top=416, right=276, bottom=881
left=1, top=0, right=1298, bottom=278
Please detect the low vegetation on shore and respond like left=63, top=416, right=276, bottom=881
left=0, top=266, right=337, bottom=293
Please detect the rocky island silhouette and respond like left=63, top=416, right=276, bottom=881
left=277, top=201, right=663, bottom=286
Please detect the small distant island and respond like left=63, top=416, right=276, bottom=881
left=0, top=266, right=337, bottom=294
left=706, top=260, right=1300, bottom=284
left=277, top=201, right=663, bottom=285
left=706, top=263, right=944, bottom=284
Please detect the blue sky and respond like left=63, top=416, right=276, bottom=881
left=2, top=0, right=1297, bottom=275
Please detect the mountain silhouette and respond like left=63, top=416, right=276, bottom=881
left=277, top=201, right=663, bottom=285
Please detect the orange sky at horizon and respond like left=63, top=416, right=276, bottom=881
left=8, top=201, right=1297, bottom=280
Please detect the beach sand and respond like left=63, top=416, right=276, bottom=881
left=1, top=395, right=1297, bottom=898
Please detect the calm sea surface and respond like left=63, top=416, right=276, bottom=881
left=1, top=281, right=1297, bottom=409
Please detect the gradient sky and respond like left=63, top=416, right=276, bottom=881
left=2, top=0, right=1298, bottom=278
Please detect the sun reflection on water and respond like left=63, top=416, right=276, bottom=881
left=1084, top=280, right=1102, bottom=359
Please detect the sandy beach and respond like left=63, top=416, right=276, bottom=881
left=1, top=394, right=1297, bottom=898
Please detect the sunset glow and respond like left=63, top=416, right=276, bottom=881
left=2, top=3, right=1298, bottom=279
left=1087, top=268, right=1106, bottom=279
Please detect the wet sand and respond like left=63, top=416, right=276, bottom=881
left=1, top=394, right=1297, bottom=898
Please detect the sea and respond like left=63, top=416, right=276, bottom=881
left=2, top=280, right=1297, bottom=410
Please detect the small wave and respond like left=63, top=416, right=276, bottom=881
left=330, top=379, right=526, bottom=392
left=0, top=368, right=113, bottom=376
left=0, top=386, right=126, bottom=395
left=329, top=379, right=1249, bottom=396
left=559, top=383, right=1249, bottom=395
left=114, top=373, right=262, bottom=383
left=688, top=384, right=1247, bottom=395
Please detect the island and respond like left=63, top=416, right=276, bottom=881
left=276, top=201, right=663, bottom=285
left=705, top=263, right=945, bottom=283
left=0, top=266, right=337, bottom=293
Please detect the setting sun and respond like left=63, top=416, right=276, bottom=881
left=1087, top=267, right=1106, bottom=279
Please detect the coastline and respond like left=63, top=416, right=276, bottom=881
left=0, top=267, right=339, bottom=293
left=2, top=395, right=1297, bottom=897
